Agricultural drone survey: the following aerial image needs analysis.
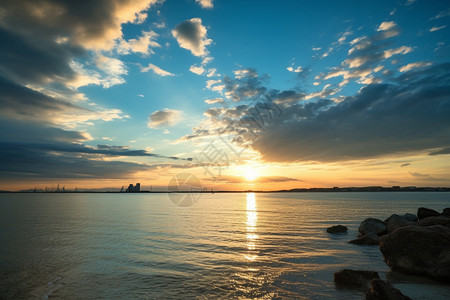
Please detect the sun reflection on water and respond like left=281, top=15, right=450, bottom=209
left=245, top=192, right=258, bottom=260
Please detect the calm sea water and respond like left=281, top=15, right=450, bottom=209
left=1, top=192, right=449, bottom=299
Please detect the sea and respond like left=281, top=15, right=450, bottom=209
left=0, top=192, right=449, bottom=299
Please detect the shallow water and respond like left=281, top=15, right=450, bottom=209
left=0, top=192, right=449, bottom=299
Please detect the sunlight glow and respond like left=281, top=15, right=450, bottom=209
left=245, top=168, right=258, bottom=181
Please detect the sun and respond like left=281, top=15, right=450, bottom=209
left=244, top=168, right=258, bottom=181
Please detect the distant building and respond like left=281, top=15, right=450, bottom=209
left=126, top=184, right=134, bottom=192
left=125, top=183, right=141, bottom=192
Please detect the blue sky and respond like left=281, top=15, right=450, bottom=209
left=1, top=0, right=449, bottom=190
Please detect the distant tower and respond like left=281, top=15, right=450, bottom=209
left=120, top=186, right=124, bottom=192
left=135, top=183, right=140, bottom=192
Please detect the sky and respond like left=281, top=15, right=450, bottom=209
left=0, top=0, right=449, bottom=191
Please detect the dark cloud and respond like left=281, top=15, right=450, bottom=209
left=183, top=63, right=450, bottom=163
left=223, top=68, right=268, bottom=102
left=252, top=63, right=450, bottom=162
left=0, top=76, right=84, bottom=122
left=0, top=119, right=190, bottom=180
left=0, top=27, right=78, bottom=84
left=0, top=1, right=160, bottom=182
left=0, top=0, right=154, bottom=50
left=171, top=18, right=211, bottom=56
left=429, top=148, right=450, bottom=155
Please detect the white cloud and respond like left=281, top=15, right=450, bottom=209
left=399, top=61, right=432, bottom=72
left=141, top=63, right=174, bottom=76
left=196, top=0, right=213, bottom=9
left=430, top=25, right=447, bottom=32
left=205, top=98, right=224, bottom=104
left=287, top=66, right=303, bottom=73
left=321, top=47, right=334, bottom=58
left=153, top=22, right=166, bottom=28
left=337, top=31, right=353, bottom=44
left=172, top=18, right=212, bottom=57
left=189, top=64, right=205, bottom=75
left=312, top=47, right=322, bottom=51
left=384, top=46, right=413, bottom=58
left=234, top=68, right=258, bottom=79
left=118, top=31, right=160, bottom=55
left=206, top=79, right=221, bottom=89
left=206, top=68, right=217, bottom=77
left=211, top=85, right=225, bottom=92
left=147, top=109, right=182, bottom=128
left=377, top=21, right=397, bottom=31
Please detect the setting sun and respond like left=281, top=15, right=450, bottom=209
left=245, top=168, right=258, bottom=181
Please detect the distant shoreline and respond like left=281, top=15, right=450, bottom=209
left=2, top=186, right=450, bottom=193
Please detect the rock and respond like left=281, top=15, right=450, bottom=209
left=417, top=207, right=440, bottom=220
left=327, top=225, right=348, bottom=233
left=418, top=215, right=450, bottom=227
left=384, top=214, right=415, bottom=233
left=403, top=213, right=418, bottom=222
left=365, top=279, right=412, bottom=300
left=379, top=225, right=450, bottom=283
left=349, top=232, right=379, bottom=245
left=442, top=208, right=450, bottom=216
left=359, top=218, right=387, bottom=236
left=334, top=269, right=379, bottom=289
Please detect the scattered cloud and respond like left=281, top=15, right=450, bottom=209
left=189, top=64, right=205, bottom=75
left=141, top=63, right=175, bottom=76
left=400, top=163, right=411, bottom=167
left=206, top=68, right=217, bottom=77
left=117, top=30, right=160, bottom=55
left=429, top=25, right=447, bottom=32
left=430, top=9, right=450, bottom=20
left=287, top=65, right=303, bottom=73
left=223, top=68, right=267, bottom=101
left=172, top=18, right=212, bottom=57
left=205, top=98, right=224, bottom=104
left=196, top=0, right=213, bottom=9
left=399, top=61, right=432, bottom=72
left=377, top=21, right=397, bottom=32
left=148, top=109, right=183, bottom=128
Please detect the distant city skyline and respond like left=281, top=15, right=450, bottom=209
left=0, top=0, right=449, bottom=191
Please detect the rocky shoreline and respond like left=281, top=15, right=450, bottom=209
left=328, top=207, right=450, bottom=299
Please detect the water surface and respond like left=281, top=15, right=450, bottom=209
left=1, top=192, right=449, bottom=299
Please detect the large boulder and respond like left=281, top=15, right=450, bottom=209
left=359, top=218, right=387, bottom=236
left=349, top=232, right=379, bottom=245
left=327, top=225, right=348, bottom=233
left=384, top=214, right=416, bottom=233
left=417, top=207, right=440, bottom=220
left=379, top=225, right=450, bottom=283
left=334, top=269, right=379, bottom=289
left=365, top=279, right=412, bottom=300
left=442, top=208, right=450, bottom=216
left=418, top=215, right=450, bottom=227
